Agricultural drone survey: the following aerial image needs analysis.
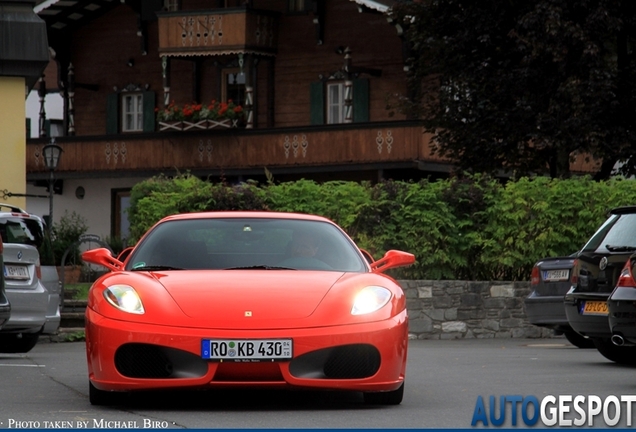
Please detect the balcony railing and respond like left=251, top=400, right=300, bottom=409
left=157, top=8, right=278, bottom=57
left=26, top=122, right=601, bottom=178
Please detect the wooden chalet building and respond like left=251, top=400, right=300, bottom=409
left=24, top=0, right=598, bottom=241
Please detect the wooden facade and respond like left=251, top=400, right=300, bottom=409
left=25, top=0, right=601, bottom=239
left=30, top=0, right=601, bottom=182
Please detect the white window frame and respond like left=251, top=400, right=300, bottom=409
left=121, top=93, right=143, bottom=132
left=327, top=82, right=345, bottom=124
left=288, top=0, right=307, bottom=12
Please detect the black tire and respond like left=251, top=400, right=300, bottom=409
left=592, top=338, right=636, bottom=365
left=363, top=382, right=404, bottom=405
left=89, top=382, right=120, bottom=406
left=0, top=332, right=40, bottom=353
left=564, top=330, right=595, bottom=349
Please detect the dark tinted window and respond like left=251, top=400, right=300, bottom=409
left=581, top=213, right=636, bottom=252
left=0, top=217, right=45, bottom=248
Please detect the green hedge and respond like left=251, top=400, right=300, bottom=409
left=127, top=174, right=636, bottom=281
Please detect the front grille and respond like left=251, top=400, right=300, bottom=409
left=323, top=344, right=380, bottom=379
left=115, top=344, right=173, bottom=378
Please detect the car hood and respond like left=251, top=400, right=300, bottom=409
left=152, top=270, right=346, bottom=321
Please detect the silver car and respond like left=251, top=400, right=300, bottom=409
left=0, top=204, right=58, bottom=352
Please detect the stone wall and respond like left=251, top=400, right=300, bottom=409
left=399, top=280, right=555, bottom=340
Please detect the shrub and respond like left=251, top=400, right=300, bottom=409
left=51, top=211, right=88, bottom=266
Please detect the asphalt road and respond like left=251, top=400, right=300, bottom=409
left=1, top=338, right=635, bottom=429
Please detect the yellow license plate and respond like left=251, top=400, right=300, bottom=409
left=582, top=301, right=609, bottom=315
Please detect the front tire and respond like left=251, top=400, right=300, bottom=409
left=592, top=338, right=636, bottom=364
left=0, top=332, right=40, bottom=353
left=89, top=382, right=120, bottom=406
left=363, top=382, right=404, bottom=405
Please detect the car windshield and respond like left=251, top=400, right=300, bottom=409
left=126, top=218, right=367, bottom=272
left=581, top=213, right=636, bottom=253
left=0, top=216, right=44, bottom=248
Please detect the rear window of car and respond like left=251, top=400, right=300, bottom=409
left=0, top=217, right=45, bottom=248
left=580, top=213, right=636, bottom=253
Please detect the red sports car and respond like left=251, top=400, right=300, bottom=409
left=82, top=211, right=415, bottom=406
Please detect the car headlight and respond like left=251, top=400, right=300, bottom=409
left=351, top=286, right=392, bottom=315
left=104, top=285, right=144, bottom=314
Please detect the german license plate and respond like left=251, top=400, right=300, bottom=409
left=581, top=301, right=608, bottom=315
left=543, top=269, right=569, bottom=281
left=3, top=265, right=29, bottom=280
left=202, top=339, right=292, bottom=361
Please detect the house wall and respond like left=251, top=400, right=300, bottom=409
left=26, top=176, right=144, bottom=239
left=66, top=0, right=407, bottom=136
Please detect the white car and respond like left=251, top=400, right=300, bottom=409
left=0, top=204, right=60, bottom=352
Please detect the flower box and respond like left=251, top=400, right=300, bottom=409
left=156, top=100, right=245, bottom=132
left=183, top=120, right=208, bottom=131
left=158, top=120, right=184, bottom=131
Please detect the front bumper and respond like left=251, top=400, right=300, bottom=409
left=563, top=291, right=611, bottom=339
left=608, top=287, right=636, bottom=345
left=524, top=293, right=569, bottom=332
left=86, top=307, right=408, bottom=393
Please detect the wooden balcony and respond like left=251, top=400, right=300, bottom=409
left=26, top=122, right=441, bottom=178
left=157, top=8, right=278, bottom=58
left=26, top=122, right=601, bottom=180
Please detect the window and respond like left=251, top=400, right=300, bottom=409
left=310, top=79, right=369, bottom=125
left=122, top=94, right=143, bottom=132
left=288, top=0, right=309, bottom=12
left=106, top=90, right=155, bottom=134
left=222, top=68, right=246, bottom=106
left=327, top=82, right=344, bottom=124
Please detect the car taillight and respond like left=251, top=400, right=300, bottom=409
left=531, top=265, right=540, bottom=285
left=570, top=258, right=578, bottom=284
left=35, top=259, right=41, bottom=280
left=616, top=259, right=636, bottom=288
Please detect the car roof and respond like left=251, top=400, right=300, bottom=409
left=160, top=211, right=332, bottom=223
left=610, top=206, right=636, bottom=215
left=0, top=203, right=42, bottom=220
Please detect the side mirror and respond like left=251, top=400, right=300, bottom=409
left=82, top=248, right=124, bottom=272
left=117, top=246, right=134, bottom=263
left=359, top=249, right=375, bottom=264
left=370, top=250, right=415, bottom=273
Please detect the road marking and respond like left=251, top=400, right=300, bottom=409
left=0, top=363, right=45, bottom=367
left=525, top=343, right=571, bottom=348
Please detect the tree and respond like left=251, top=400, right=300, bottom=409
left=390, top=0, right=636, bottom=179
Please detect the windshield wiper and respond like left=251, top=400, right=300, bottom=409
left=224, top=265, right=296, bottom=270
left=605, top=245, right=636, bottom=252
left=131, top=265, right=184, bottom=271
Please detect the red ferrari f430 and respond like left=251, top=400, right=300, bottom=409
left=82, top=212, right=415, bottom=405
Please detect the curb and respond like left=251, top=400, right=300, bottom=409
left=40, top=327, right=85, bottom=343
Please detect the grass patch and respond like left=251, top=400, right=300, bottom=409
left=62, top=330, right=85, bottom=342
left=64, top=283, right=92, bottom=300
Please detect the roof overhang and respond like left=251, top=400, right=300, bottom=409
left=349, top=0, right=395, bottom=13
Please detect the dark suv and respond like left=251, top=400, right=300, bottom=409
left=564, top=206, right=636, bottom=363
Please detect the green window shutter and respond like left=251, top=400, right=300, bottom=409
left=26, top=118, right=31, bottom=139
left=106, top=93, right=119, bottom=134
left=353, top=78, right=369, bottom=123
left=44, top=119, right=51, bottom=137
left=310, top=81, right=324, bottom=125
left=143, top=91, right=156, bottom=132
